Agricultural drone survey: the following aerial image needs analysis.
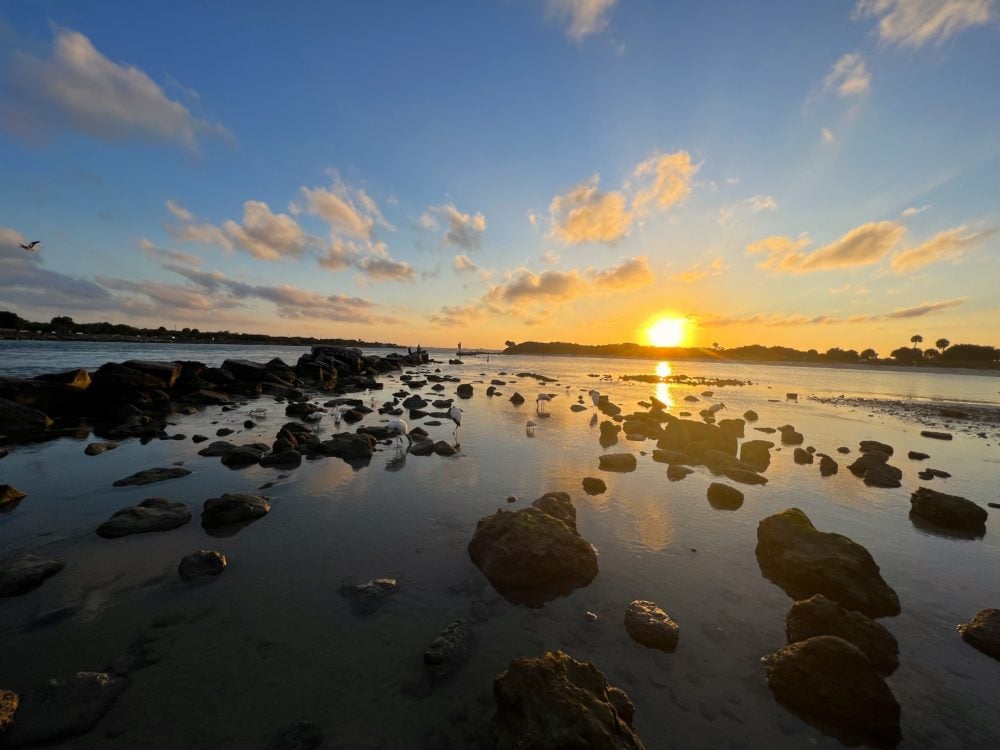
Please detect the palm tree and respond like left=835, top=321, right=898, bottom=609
left=935, top=338, right=950, bottom=353
left=910, top=334, right=923, bottom=349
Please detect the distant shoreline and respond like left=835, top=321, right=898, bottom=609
left=503, top=350, right=1000, bottom=377
left=0, top=332, right=402, bottom=349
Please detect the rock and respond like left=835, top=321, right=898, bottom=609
left=0, top=484, right=26, bottom=508
left=317, top=432, right=376, bottom=460
left=339, top=578, right=398, bottom=615
left=509, top=392, right=525, bottom=405
left=112, top=467, right=191, bottom=487
left=4, top=672, right=125, bottom=747
left=755, top=508, right=900, bottom=617
left=651, top=448, right=690, bottom=464
left=34, top=367, right=91, bottom=389
left=216, top=427, right=234, bottom=437
left=84, top=442, right=118, bottom=456
left=707, top=482, right=744, bottom=510
left=531, top=491, right=577, bottom=531
left=424, top=619, right=474, bottom=679
left=837, top=446, right=850, bottom=454
left=819, top=455, right=838, bottom=477
left=909, top=487, right=987, bottom=536
left=0, top=689, right=17, bottom=734
left=260, top=450, right=302, bottom=468
left=197, top=440, right=236, bottom=457
left=433, top=440, right=457, bottom=456
left=0, top=397, right=53, bottom=434
left=786, top=392, right=798, bottom=400
left=266, top=721, right=325, bottom=750
left=917, top=468, right=951, bottom=480
left=739, top=440, right=773, bottom=472
left=920, top=430, right=952, bottom=440
left=722, top=467, right=767, bottom=485
left=763, top=636, right=900, bottom=748
left=793, top=448, right=813, bottom=465
left=907, top=451, right=930, bottom=461
left=493, top=651, right=645, bottom=749
left=786, top=594, right=899, bottom=674
left=570, top=404, right=587, bottom=412
left=743, top=409, right=759, bottom=421
left=582, top=477, right=607, bottom=495
left=221, top=444, right=269, bottom=468
left=779, top=427, right=804, bottom=445
left=864, top=463, right=902, bottom=488
left=599, top=453, right=636, bottom=472
left=0, top=553, right=65, bottom=597
left=408, top=438, right=435, bottom=456
left=624, top=600, right=679, bottom=652
left=201, top=493, right=270, bottom=530
left=957, top=609, right=1000, bottom=660
left=859, top=440, right=894, bottom=455
left=456, top=384, right=474, bottom=398
left=667, top=464, right=693, bottom=481
left=717, top=418, right=745, bottom=439
left=96, top=498, right=192, bottom=538
left=468, top=494, right=598, bottom=606
left=178, top=550, right=227, bottom=581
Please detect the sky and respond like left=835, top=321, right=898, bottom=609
left=1, top=0, right=998, bottom=353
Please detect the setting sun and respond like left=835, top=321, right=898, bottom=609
left=647, top=317, right=687, bottom=348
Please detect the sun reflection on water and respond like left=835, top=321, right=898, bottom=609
left=654, top=361, right=674, bottom=407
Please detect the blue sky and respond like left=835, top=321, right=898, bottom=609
left=1, top=0, right=998, bottom=351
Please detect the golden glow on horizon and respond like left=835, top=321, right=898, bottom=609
left=655, top=361, right=672, bottom=377
left=646, top=317, right=687, bottom=348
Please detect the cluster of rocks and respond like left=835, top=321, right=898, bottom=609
left=847, top=440, right=903, bottom=488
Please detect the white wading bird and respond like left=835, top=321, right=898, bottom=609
left=386, top=417, right=411, bottom=447
left=449, top=405, right=463, bottom=442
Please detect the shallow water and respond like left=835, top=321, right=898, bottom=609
left=1, top=345, right=999, bottom=748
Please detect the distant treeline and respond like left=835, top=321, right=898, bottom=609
left=0, top=311, right=400, bottom=349
left=502, top=341, right=1000, bottom=369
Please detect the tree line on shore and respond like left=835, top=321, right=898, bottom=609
left=503, top=338, right=999, bottom=368
left=0, top=311, right=399, bottom=349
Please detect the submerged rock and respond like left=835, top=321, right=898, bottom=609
left=755, top=508, right=900, bottom=617
left=493, top=651, right=645, bottom=750
left=624, top=600, right=679, bottom=652
left=339, top=578, right=398, bottom=615
left=4, top=671, right=125, bottom=747
left=468, top=493, right=598, bottom=606
left=599, top=453, right=636, bottom=472
left=0, top=553, right=66, bottom=597
left=786, top=594, right=898, bottom=674
left=707, top=482, right=743, bottom=510
left=112, top=467, right=191, bottom=487
left=739, top=440, right=772, bottom=472
left=84, top=442, right=118, bottom=456
left=178, top=550, right=228, bottom=581
left=582, top=477, right=607, bottom=495
left=763, top=636, right=900, bottom=748
left=424, top=619, right=475, bottom=679
left=666, top=464, right=693, bottom=481
left=957, top=609, right=1000, bottom=660
left=96, top=498, right=192, bottom=538
left=201, top=493, right=270, bottom=532
left=0, top=484, right=26, bottom=508
left=909, top=486, right=987, bottom=536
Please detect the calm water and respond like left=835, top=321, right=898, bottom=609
left=1, top=342, right=999, bottom=748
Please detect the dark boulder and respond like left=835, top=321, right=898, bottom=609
left=178, top=550, right=228, bottom=581
left=819, top=455, right=838, bottom=477
left=786, top=594, right=898, bottom=674
left=957, top=609, right=1000, bottom=660
left=201, top=493, right=270, bottom=531
left=424, top=619, right=475, bottom=680
left=112, top=466, right=191, bottom=487
left=920, top=431, right=952, bottom=441
left=493, top=651, right=645, bottom=750
left=197, top=440, right=237, bottom=457
left=317, top=433, right=376, bottom=460
left=859, top=440, right=894, bottom=455
left=707, top=482, right=744, bottom=510
left=667, top=464, right=693, bottom=481
left=468, top=494, right=598, bottom=606
left=339, top=578, right=398, bottom=615
left=456, top=384, right=474, bottom=398
left=739, top=440, right=773, bottom=472
left=0, top=397, right=53, bottom=434
left=756, top=508, right=900, bottom=617
left=599, top=453, right=636, bottom=472
left=763, top=636, right=900, bottom=748
left=509, top=392, right=525, bottom=405
left=651, top=448, right=690, bottom=464
left=1, top=484, right=26, bottom=508
left=0, top=553, right=66, bottom=597
left=624, top=600, right=679, bottom=652
left=220, top=443, right=269, bottom=468
left=260, top=450, right=302, bottom=469
left=96, top=498, right=192, bottom=538
left=907, top=451, right=930, bottom=461
left=84, top=441, right=118, bottom=456
left=743, top=409, right=759, bottom=421
left=582, top=477, right=607, bottom=495
left=121, top=360, right=182, bottom=388
left=909, top=486, right=987, bottom=536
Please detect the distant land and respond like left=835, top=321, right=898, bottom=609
left=0, top=311, right=400, bottom=349
left=502, top=341, right=1000, bottom=370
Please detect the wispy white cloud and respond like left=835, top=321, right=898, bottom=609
left=669, top=256, right=729, bottom=283
left=421, top=203, right=486, bottom=250
left=855, top=0, right=992, bottom=47
left=824, top=53, right=871, bottom=97
left=139, top=238, right=202, bottom=266
left=901, top=204, right=931, bottom=217
left=1, top=27, right=231, bottom=149
left=747, top=222, right=906, bottom=273
left=546, top=0, right=619, bottom=40
left=821, top=127, right=836, bottom=144
left=719, top=194, right=777, bottom=224
left=890, top=226, right=997, bottom=272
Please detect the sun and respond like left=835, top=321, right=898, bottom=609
left=647, top=317, right=687, bottom=348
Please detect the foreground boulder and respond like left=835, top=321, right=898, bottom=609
left=468, top=493, right=598, bottom=606
left=3, top=671, right=125, bottom=747
left=0, top=553, right=66, bottom=597
left=707, top=482, right=744, bottom=510
left=493, top=651, right=645, bottom=750
left=96, top=498, right=192, bottom=538
left=0, top=397, right=53, bottom=435
left=909, top=487, right=987, bottom=536
left=112, top=467, right=191, bottom=487
left=756, top=508, right=900, bottom=617
left=739, top=440, right=772, bottom=472
left=624, top=600, right=679, bottom=652
left=786, top=594, right=898, bottom=674
left=201, top=493, right=270, bottom=532
left=178, top=550, right=228, bottom=581
left=424, top=619, right=475, bottom=680
left=0, top=484, right=26, bottom=508
left=763, top=636, right=900, bottom=748
left=957, top=609, right=1000, bottom=660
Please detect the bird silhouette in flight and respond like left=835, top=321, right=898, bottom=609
left=19, top=241, right=41, bottom=251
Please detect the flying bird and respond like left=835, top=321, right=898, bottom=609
left=20, top=241, right=41, bottom=251
left=448, top=405, right=463, bottom=442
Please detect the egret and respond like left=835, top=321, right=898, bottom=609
left=19, top=241, right=41, bottom=251
left=589, top=389, right=601, bottom=408
left=536, top=393, right=555, bottom=413
left=304, top=411, right=323, bottom=423
left=448, top=405, right=463, bottom=442
left=386, top=417, right=411, bottom=447
left=332, top=408, right=342, bottom=426
left=525, top=419, right=536, bottom=436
